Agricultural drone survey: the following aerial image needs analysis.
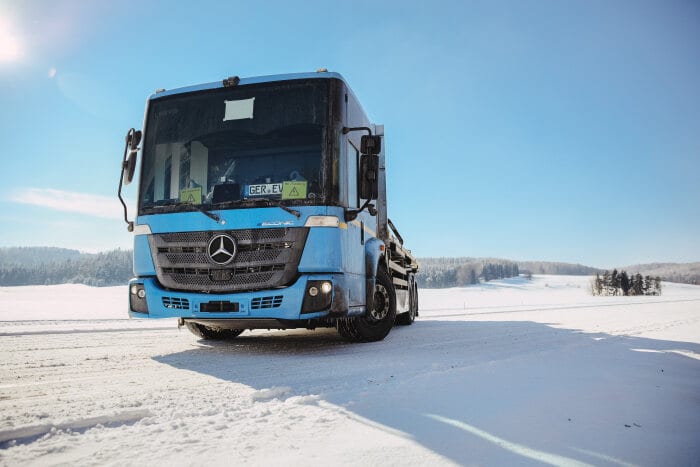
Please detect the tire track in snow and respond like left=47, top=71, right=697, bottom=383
left=0, top=326, right=174, bottom=337
left=423, top=298, right=700, bottom=318
left=0, top=409, right=153, bottom=448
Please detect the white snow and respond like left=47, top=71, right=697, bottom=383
left=1, top=275, right=699, bottom=466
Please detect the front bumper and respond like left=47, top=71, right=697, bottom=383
left=128, top=273, right=351, bottom=323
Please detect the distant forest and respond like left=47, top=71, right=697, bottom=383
left=517, top=261, right=601, bottom=276
left=416, top=258, right=699, bottom=288
left=0, top=247, right=698, bottom=288
left=0, top=247, right=132, bottom=287
left=416, top=257, right=521, bottom=288
left=415, top=257, right=601, bottom=288
left=622, top=262, right=700, bottom=286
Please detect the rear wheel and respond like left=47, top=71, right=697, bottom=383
left=185, top=322, right=244, bottom=340
left=396, top=280, right=418, bottom=325
left=337, top=267, right=396, bottom=342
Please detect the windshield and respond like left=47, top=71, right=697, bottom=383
left=138, top=80, right=329, bottom=215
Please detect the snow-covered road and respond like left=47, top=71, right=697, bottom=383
left=1, top=276, right=699, bottom=466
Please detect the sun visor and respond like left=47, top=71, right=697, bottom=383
left=223, top=98, right=255, bottom=121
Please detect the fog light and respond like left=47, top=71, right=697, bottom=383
left=302, top=280, right=333, bottom=314
left=129, top=283, right=148, bottom=314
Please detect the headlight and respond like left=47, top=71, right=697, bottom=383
left=304, top=216, right=340, bottom=227
left=320, top=281, right=332, bottom=294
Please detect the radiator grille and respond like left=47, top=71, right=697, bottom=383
left=162, top=296, right=190, bottom=310
left=251, top=296, right=283, bottom=309
left=149, top=228, right=308, bottom=293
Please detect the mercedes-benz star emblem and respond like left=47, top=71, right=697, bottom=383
left=207, top=234, right=237, bottom=265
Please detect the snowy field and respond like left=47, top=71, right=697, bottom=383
left=1, top=275, right=699, bottom=466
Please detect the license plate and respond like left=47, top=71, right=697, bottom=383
left=210, top=269, right=232, bottom=281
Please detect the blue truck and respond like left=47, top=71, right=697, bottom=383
left=117, top=70, right=418, bottom=342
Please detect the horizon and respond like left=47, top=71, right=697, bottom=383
left=1, top=244, right=696, bottom=271
left=1, top=0, right=699, bottom=268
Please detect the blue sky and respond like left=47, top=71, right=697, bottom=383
left=0, top=0, right=698, bottom=268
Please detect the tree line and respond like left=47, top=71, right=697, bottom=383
left=517, top=261, right=600, bottom=276
left=0, top=248, right=132, bottom=287
left=591, top=270, right=662, bottom=296
left=417, top=258, right=520, bottom=288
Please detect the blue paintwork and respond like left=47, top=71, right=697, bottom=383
left=297, top=226, right=343, bottom=273
left=364, top=237, right=384, bottom=281
left=136, top=205, right=319, bottom=235
left=129, top=273, right=344, bottom=321
left=130, top=204, right=368, bottom=320
left=133, top=235, right=156, bottom=275
left=149, top=71, right=346, bottom=100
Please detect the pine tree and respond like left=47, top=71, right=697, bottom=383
left=593, top=273, right=603, bottom=295
left=633, top=273, right=644, bottom=295
left=602, top=271, right=612, bottom=295
left=482, top=264, right=490, bottom=282
left=611, top=269, right=620, bottom=295
left=654, top=276, right=662, bottom=295
left=620, top=270, right=630, bottom=296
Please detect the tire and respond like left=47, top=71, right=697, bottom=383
left=396, top=280, right=418, bottom=325
left=185, top=322, right=244, bottom=340
left=337, top=267, right=396, bottom=342
left=414, top=281, right=419, bottom=316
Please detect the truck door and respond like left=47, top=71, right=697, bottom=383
left=342, top=140, right=365, bottom=306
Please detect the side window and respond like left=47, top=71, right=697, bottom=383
left=346, top=141, right=359, bottom=208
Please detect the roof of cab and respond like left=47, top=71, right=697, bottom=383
left=149, top=71, right=346, bottom=100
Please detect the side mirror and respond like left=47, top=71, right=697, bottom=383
left=121, top=129, right=142, bottom=185
left=361, top=135, right=381, bottom=155
left=122, top=150, right=137, bottom=185
left=128, top=130, right=142, bottom=151
left=359, top=154, right=379, bottom=200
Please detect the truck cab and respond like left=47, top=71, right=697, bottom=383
left=118, top=71, right=418, bottom=342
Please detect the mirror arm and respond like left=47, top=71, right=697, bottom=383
left=344, top=199, right=375, bottom=222
left=343, top=127, right=379, bottom=221
left=117, top=128, right=137, bottom=232
left=342, top=126, right=372, bottom=136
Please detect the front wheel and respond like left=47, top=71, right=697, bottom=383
left=337, top=267, right=396, bottom=342
left=185, top=322, right=244, bottom=340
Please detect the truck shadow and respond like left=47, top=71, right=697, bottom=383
left=153, top=320, right=700, bottom=466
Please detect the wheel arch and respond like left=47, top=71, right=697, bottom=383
left=364, top=237, right=386, bottom=314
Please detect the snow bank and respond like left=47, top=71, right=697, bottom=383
left=0, top=284, right=127, bottom=320
left=1, top=276, right=699, bottom=466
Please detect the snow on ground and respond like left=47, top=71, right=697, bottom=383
left=1, top=275, right=699, bottom=466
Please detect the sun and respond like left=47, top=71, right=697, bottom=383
left=0, top=17, right=22, bottom=63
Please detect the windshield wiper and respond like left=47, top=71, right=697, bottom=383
left=252, top=198, right=301, bottom=218
left=190, top=204, right=221, bottom=222
left=141, top=201, right=221, bottom=222
left=208, top=197, right=300, bottom=218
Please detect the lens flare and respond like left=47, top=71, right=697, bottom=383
left=0, top=18, right=22, bottom=63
